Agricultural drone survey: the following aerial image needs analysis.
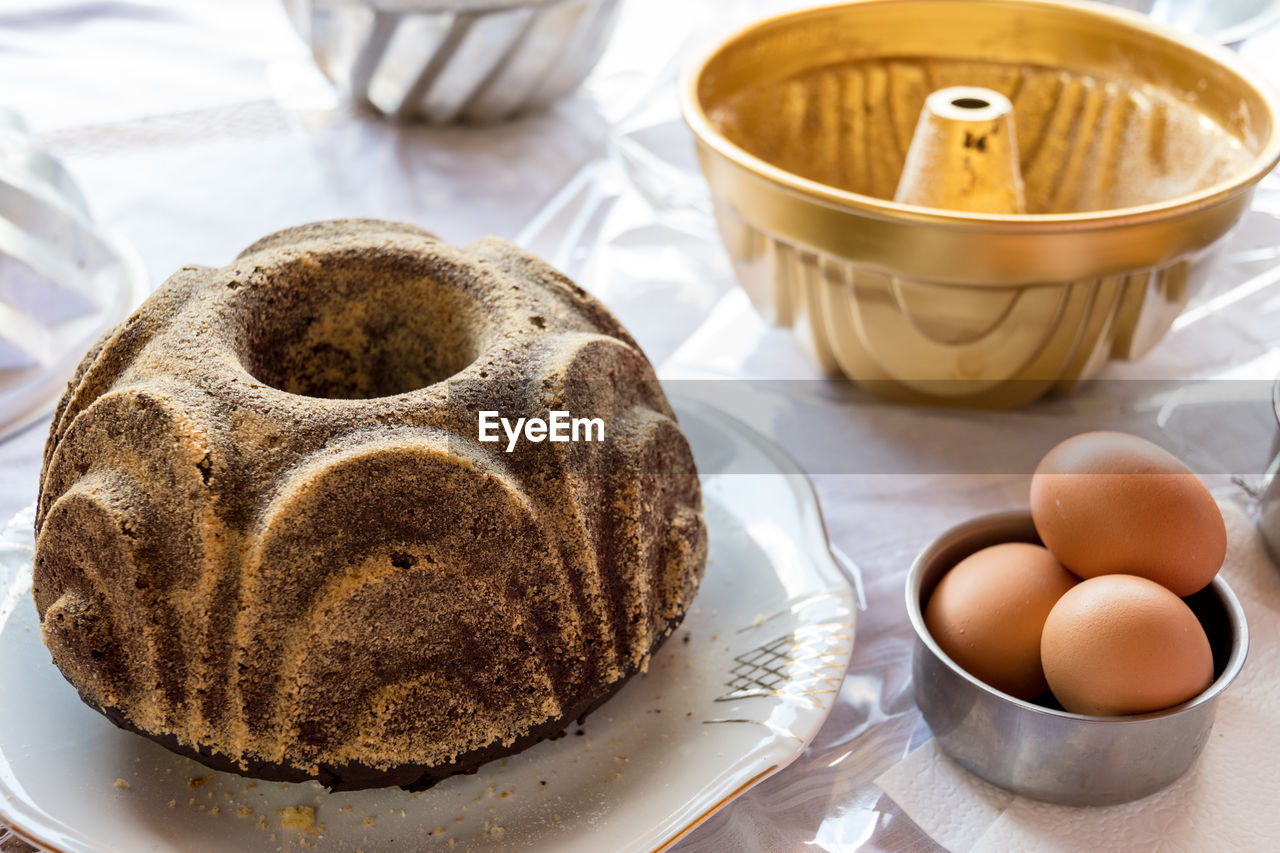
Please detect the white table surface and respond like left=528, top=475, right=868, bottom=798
left=2, top=1, right=1279, bottom=851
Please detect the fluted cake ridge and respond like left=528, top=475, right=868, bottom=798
left=33, top=219, right=707, bottom=790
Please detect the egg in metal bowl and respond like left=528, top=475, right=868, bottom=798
left=906, top=509, right=1248, bottom=805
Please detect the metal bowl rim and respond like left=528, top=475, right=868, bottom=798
left=1271, top=375, right=1279, bottom=427
left=905, top=507, right=1250, bottom=724
left=680, top=0, right=1280, bottom=231
left=339, top=0, right=584, bottom=12
left=1210, top=0, right=1280, bottom=47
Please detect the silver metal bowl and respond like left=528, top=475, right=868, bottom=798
left=283, top=0, right=624, bottom=123
left=1261, top=377, right=1280, bottom=565
left=1102, top=0, right=1280, bottom=45
left=0, top=108, right=148, bottom=442
left=907, top=510, right=1249, bottom=806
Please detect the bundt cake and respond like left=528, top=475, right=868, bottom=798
left=33, top=219, right=707, bottom=790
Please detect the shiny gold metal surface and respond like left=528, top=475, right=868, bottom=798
left=681, top=0, right=1280, bottom=406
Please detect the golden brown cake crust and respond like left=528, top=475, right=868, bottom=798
left=33, top=219, right=707, bottom=789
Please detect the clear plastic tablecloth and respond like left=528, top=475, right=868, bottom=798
left=1, top=1, right=1278, bottom=851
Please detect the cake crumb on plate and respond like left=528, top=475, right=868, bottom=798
left=281, top=805, right=315, bottom=832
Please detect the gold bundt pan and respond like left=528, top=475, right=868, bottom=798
left=682, top=0, right=1280, bottom=407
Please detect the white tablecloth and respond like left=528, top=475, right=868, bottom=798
left=2, top=2, right=1279, bottom=851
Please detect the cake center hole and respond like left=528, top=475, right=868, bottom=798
left=951, top=97, right=991, bottom=110
left=236, top=256, right=486, bottom=400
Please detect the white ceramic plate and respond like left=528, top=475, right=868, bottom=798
left=0, top=398, right=855, bottom=852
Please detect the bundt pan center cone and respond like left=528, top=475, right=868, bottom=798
left=32, top=219, right=708, bottom=791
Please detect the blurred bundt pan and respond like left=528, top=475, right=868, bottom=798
left=682, top=0, right=1280, bottom=407
left=284, top=0, right=623, bottom=123
left=0, top=108, right=147, bottom=441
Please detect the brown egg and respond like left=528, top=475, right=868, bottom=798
left=1030, top=431, right=1226, bottom=597
left=1041, top=574, right=1214, bottom=716
left=924, top=542, right=1079, bottom=699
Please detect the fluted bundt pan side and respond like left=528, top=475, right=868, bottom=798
left=33, top=219, right=707, bottom=790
